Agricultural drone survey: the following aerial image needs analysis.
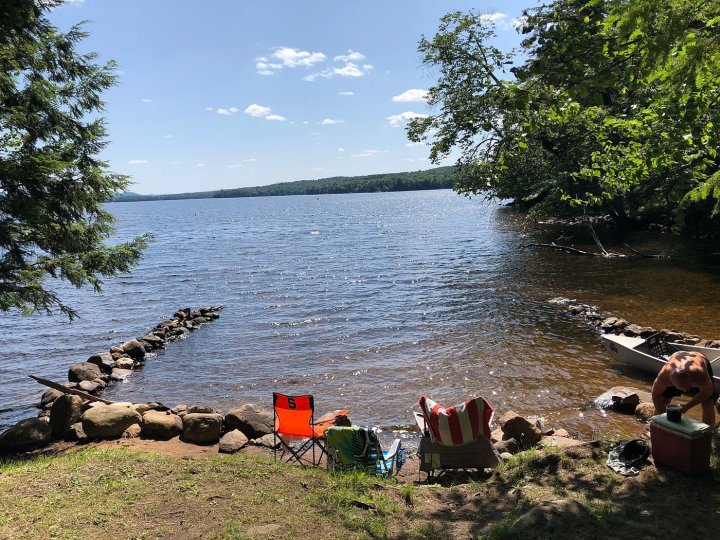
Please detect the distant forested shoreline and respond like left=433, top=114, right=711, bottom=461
left=112, top=167, right=454, bottom=202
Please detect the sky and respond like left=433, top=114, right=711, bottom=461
left=50, top=0, right=534, bottom=195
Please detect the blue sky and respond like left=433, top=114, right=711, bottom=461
left=51, top=1, right=533, bottom=195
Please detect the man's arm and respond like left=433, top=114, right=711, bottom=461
left=651, top=369, right=671, bottom=415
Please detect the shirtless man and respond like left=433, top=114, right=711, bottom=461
left=651, top=350, right=719, bottom=426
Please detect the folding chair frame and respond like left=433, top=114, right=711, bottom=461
left=273, top=393, right=326, bottom=466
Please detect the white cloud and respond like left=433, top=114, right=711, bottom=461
left=351, top=149, right=387, bottom=158
left=163, top=134, right=173, bottom=139
left=392, top=89, right=428, bottom=103
left=405, top=141, right=423, bottom=147
left=320, top=118, right=343, bottom=125
left=387, top=111, right=429, bottom=127
left=255, top=47, right=327, bottom=75
left=244, top=104, right=272, bottom=117
left=140, top=98, right=152, bottom=103
left=337, top=148, right=345, bottom=152
left=229, top=107, right=239, bottom=113
left=197, top=163, right=205, bottom=167
left=244, top=158, right=259, bottom=162
left=334, top=50, right=365, bottom=63
left=265, top=114, right=286, bottom=121
left=274, top=47, right=326, bottom=68
left=338, top=91, right=354, bottom=96
left=512, top=15, right=528, bottom=30
left=479, top=12, right=516, bottom=30
left=216, top=108, right=232, bottom=115
left=304, top=51, right=372, bottom=81
left=227, top=164, right=245, bottom=168
left=214, top=106, right=240, bottom=115
left=128, top=159, right=148, bottom=164
left=205, top=106, right=214, bottom=111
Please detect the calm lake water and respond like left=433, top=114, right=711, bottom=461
left=3, top=190, right=720, bottom=438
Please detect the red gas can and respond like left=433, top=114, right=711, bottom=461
left=649, top=414, right=712, bottom=474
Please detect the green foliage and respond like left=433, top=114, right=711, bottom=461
left=113, top=167, right=455, bottom=202
left=410, top=0, right=720, bottom=236
left=0, top=1, right=149, bottom=319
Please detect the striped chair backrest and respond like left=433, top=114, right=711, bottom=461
left=419, top=395, right=493, bottom=446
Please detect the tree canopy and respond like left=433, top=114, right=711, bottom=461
left=0, top=0, right=149, bottom=319
left=409, top=0, right=720, bottom=237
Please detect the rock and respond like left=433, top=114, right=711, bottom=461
left=539, top=435, right=584, bottom=448
left=499, top=411, right=542, bottom=447
left=181, top=413, right=223, bottom=444
left=109, top=345, right=124, bottom=354
left=121, top=339, right=146, bottom=360
left=0, top=418, right=53, bottom=453
left=132, top=403, right=152, bottom=415
left=511, top=499, right=591, bottom=536
left=554, top=428, right=569, bottom=438
left=596, top=386, right=652, bottom=412
left=622, top=324, right=644, bottom=337
left=68, top=362, right=102, bottom=383
left=65, top=422, right=87, bottom=442
left=123, top=424, right=142, bottom=438
left=174, top=308, right=191, bottom=320
left=172, top=405, right=188, bottom=414
left=490, top=428, right=504, bottom=443
left=499, top=452, right=513, bottom=461
left=50, top=394, right=85, bottom=438
left=495, top=438, right=520, bottom=454
left=660, top=330, right=685, bottom=342
left=115, top=357, right=135, bottom=370
left=250, top=434, right=280, bottom=449
left=110, top=368, right=133, bottom=381
left=82, top=403, right=142, bottom=439
left=87, top=352, right=116, bottom=373
left=187, top=405, right=217, bottom=414
left=635, top=402, right=656, bottom=422
left=568, top=305, right=585, bottom=315
left=142, top=410, right=183, bottom=439
left=140, top=334, right=164, bottom=348
left=40, top=389, right=63, bottom=409
left=225, top=404, right=273, bottom=439
left=219, top=429, right=249, bottom=453
left=78, top=381, right=100, bottom=393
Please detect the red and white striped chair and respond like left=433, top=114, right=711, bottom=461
left=416, top=395, right=502, bottom=481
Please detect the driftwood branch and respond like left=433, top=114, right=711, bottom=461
left=622, top=243, right=670, bottom=259
left=29, top=375, right=113, bottom=404
left=524, top=242, right=599, bottom=256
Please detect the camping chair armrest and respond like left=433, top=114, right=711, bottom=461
left=382, top=438, right=402, bottom=461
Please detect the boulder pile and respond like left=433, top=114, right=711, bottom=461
left=1, top=397, right=278, bottom=455
left=490, top=410, right=585, bottom=460
left=550, top=297, right=720, bottom=348
left=36, top=306, right=224, bottom=411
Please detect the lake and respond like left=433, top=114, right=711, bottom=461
left=3, top=190, right=720, bottom=437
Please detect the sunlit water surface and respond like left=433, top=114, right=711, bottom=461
left=3, top=191, right=720, bottom=439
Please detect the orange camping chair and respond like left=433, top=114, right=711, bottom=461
left=272, top=392, right=348, bottom=466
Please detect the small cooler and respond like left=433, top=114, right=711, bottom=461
left=649, top=414, right=712, bottom=474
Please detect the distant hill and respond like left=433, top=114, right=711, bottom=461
left=111, top=167, right=456, bottom=202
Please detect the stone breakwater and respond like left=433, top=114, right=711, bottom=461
left=550, top=297, right=720, bottom=348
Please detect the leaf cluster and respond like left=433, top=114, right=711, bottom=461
left=0, top=1, right=149, bottom=319
left=410, top=0, right=720, bottom=236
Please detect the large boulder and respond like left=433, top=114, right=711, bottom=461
left=68, top=362, right=102, bottom=383
left=499, top=411, right=542, bottom=447
left=40, top=389, right=63, bottom=410
left=595, top=386, right=652, bottom=412
left=224, top=404, right=273, bottom=439
left=142, top=410, right=182, bottom=439
left=87, top=352, right=116, bottom=373
left=110, top=368, right=133, bottom=381
left=219, top=429, right=249, bottom=454
left=50, top=394, right=85, bottom=438
left=0, top=418, right=53, bottom=453
left=81, top=403, right=142, bottom=439
left=182, top=413, right=223, bottom=444
left=121, top=339, right=146, bottom=360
